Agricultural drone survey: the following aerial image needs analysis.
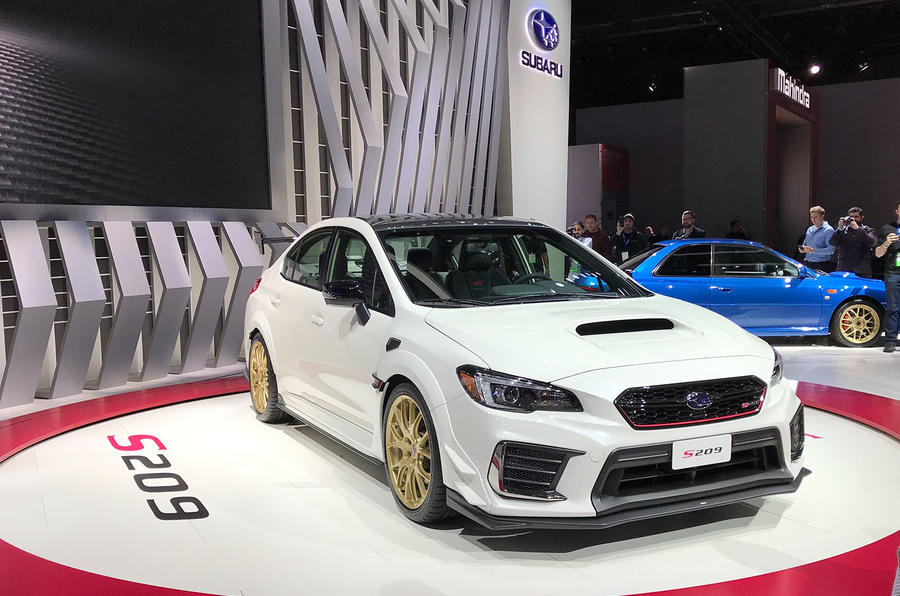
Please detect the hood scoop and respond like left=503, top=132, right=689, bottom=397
left=576, top=318, right=674, bottom=336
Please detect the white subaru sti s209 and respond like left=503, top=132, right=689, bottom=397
left=244, top=215, right=805, bottom=529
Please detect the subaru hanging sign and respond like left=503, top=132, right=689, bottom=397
left=521, top=9, right=563, bottom=79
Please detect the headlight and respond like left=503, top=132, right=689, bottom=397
left=456, top=366, right=582, bottom=412
left=771, top=348, right=783, bottom=385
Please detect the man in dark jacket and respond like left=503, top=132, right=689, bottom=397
left=584, top=214, right=612, bottom=260
left=830, top=207, right=877, bottom=277
left=612, top=214, right=647, bottom=263
left=874, top=202, right=900, bottom=352
left=673, top=210, right=706, bottom=239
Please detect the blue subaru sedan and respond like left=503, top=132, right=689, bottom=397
left=620, top=239, right=887, bottom=347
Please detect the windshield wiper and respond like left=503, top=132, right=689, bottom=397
left=414, top=297, right=489, bottom=307
left=489, top=292, right=621, bottom=305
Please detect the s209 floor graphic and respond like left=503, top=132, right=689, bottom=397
left=108, top=434, right=209, bottom=522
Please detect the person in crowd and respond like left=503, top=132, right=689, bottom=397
left=570, top=221, right=592, bottom=249
left=726, top=220, right=749, bottom=240
left=583, top=214, right=612, bottom=260
left=672, top=210, right=706, bottom=239
left=648, top=223, right=671, bottom=244
left=612, top=213, right=647, bottom=263
left=830, top=207, right=877, bottom=277
left=798, top=205, right=836, bottom=273
left=874, top=202, right=900, bottom=352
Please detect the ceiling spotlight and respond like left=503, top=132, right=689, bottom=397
left=809, top=63, right=821, bottom=75
left=858, top=61, right=869, bottom=72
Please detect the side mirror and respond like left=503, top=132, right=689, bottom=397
left=323, top=280, right=371, bottom=326
left=323, top=279, right=365, bottom=306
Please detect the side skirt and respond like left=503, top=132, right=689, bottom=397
left=276, top=392, right=383, bottom=464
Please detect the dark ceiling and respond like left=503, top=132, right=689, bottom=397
left=571, top=0, right=900, bottom=108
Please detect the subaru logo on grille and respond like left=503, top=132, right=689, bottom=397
left=530, top=9, right=560, bottom=51
left=685, top=392, right=713, bottom=410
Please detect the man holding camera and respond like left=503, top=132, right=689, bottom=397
left=875, top=202, right=900, bottom=353
left=612, top=214, right=647, bottom=264
left=829, top=207, right=877, bottom=277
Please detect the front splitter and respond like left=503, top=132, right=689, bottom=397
left=446, top=468, right=807, bottom=531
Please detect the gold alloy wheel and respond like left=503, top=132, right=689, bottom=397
left=385, top=394, right=432, bottom=509
left=838, top=303, right=879, bottom=344
left=249, top=341, right=270, bottom=414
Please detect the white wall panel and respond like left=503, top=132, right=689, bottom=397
left=497, top=0, right=571, bottom=229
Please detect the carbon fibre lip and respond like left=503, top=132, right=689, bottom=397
left=445, top=468, right=807, bottom=531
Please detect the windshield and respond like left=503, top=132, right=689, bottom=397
left=379, top=226, right=651, bottom=306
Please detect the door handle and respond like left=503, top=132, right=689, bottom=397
left=270, top=296, right=281, bottom=308
left=714, top=286, right=733, bottom=292
left=310, top=314, right=325, bottom=327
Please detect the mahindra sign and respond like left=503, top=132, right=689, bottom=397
left=771, top=67, right=811, bottom=109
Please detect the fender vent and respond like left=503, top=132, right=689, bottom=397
left=576, top=318, right=674, bottom=336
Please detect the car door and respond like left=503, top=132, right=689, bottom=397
left=309, top=229, right=396, bottom=433
left=267, top=229, right=334, bottom=402
left=644, top=244, right=712, bottom=307
left=709, top=244, right=822, bottom=330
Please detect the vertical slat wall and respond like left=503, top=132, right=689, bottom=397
left=0, top=220, right=289, bottom=410
left=45, top=221, right=105, bottom=398
left=288, top=0, right=505, bottom=221
left=0, top=221, right=57, bottom=408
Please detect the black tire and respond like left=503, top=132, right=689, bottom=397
left=829, top=298, right=883, bottom=348
left=382, top=383, right=452, bottom=524
left=248, top=334, right=290, bottom=423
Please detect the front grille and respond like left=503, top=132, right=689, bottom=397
left=614, top=376, right=767, bottom=429
left=790, top=405, right=805, bottom=460
left=496, top=443, right=577, bottom=499
left=594, top=428, right=788, bottom=512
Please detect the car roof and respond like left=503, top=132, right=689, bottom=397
left=358, top=213, right=552, bottom=232
left=654, top=238, right=765, bottom=247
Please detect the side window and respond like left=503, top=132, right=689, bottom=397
left=281, top=231, right=332, bottom=289
left=714, top=245, right=798, bottom=277
left=656, top=245, right=711, bottom=277
left=327, top=231, right=394, bottom=316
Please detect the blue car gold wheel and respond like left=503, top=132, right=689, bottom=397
left=830, top=299, right=882, bottom=348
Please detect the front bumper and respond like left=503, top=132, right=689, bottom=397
left=435, top=357, right=805, bottom=521
left=447, top=467, right=807, bottom=530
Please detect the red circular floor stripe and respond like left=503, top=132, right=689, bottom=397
left=796, top=380, right=900, bottom=440
left=0, top=538, right=219, bottom=596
